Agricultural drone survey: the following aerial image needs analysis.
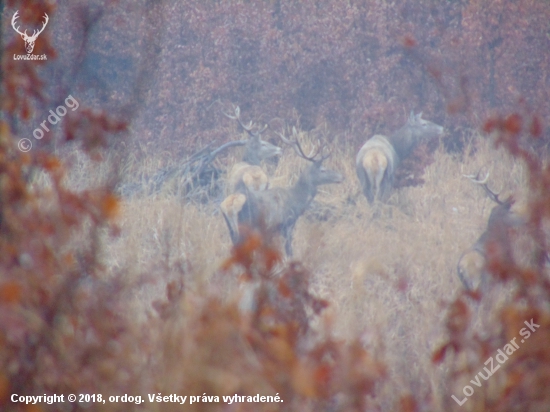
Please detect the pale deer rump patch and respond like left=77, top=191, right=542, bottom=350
left=220, top=193, right=247, bottom=244
left=457, top=248, right=486, bottom=291
left=228, top=163, right=269, bottom=194
left=355, top=135, right=397, bottom=204
left=355, top=112, right=444, bottom=205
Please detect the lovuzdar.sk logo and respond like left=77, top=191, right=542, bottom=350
left=11, top=10, right=49, bottom=61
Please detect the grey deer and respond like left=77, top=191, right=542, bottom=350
left=457, top=171, right=525, bottom=292
left=356, top=112, right=444, bottom=204
left=220, top=107, right=282, bottom=243
left=226, top=128, right=343, bottom=256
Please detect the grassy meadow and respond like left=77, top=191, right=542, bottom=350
left=53, top=128, right=529, bottom=410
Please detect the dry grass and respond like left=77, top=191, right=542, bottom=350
left=60, top=129, right=528, bottom=407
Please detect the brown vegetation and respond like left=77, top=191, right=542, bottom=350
left=2, top=1, right=550, bottom=411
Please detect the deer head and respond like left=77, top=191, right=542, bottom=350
left=222, top=106, right=281, bottom=165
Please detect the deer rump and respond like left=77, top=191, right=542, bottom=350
left=355, top=135, right=397, bottom=204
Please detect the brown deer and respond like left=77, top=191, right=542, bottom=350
left=355, top=135, right=397, bottom=204
left=224, top=129, right=343, bottom=256
left=356, top=112, right=443, bottom=204
left=457, top=171, right=525, bottom=292
left=220, top=107, right=282, bottom=243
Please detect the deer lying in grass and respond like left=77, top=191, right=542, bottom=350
left=224, top=129, right=343, bottom=256
left=356, top=112, right=444, bottom=204
left=457, top=171, right=525, bottom=292
left=220, top=107, right=282, bottom=243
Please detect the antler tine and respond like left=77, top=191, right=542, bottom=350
left=222, top=105, right=265, bottom=136
left=463, top=169, right=489, bottom=185
left=275, top=126, right=295, bottom=146
left=464, top=170, right=504, bottom=205
left=277, top=127, right=318, bottom=162
left=318, top=143, right=332, bottom=162
left=305, top=139, right=322, bottom=160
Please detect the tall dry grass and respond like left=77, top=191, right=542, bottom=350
left=55, top=127, right=529, bottom=409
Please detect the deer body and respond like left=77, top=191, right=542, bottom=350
left=355, top=135, right=397, bottom=204
left=220, top=107, right=281, bottom=244
left=237, top=160, right=343, bottom=256
left=457, top=173, right=524, bottom=291
left=356, top=112, right=443, bottom=204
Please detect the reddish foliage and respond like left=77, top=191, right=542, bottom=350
left=435, top=110, right=550, bottom=410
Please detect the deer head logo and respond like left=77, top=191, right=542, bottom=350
left=11, top=10, right=49, bottom=54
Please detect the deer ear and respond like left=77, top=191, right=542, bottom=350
left=409, top=111, right=415, bottom=122
left=416, top=112, right=423, bottom=121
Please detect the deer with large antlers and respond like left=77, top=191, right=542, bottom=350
left=12, top=11, right=49, bottom=54
left=220, top=107, right=282, bottom=243
left=223, top=128, right=343, bottom=256
left=222, top=106, right=282, bottom=193
left=457, top=171, right=526, bottom=292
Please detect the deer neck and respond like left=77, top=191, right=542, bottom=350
left=390, top=126, right=415, bottom=158
left=242, top=146, right=262, bottom=165
left=288, top=171, right=317, bottom=215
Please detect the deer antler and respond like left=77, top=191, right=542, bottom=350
left=222, top=106, right=267, bottom=137
left=463, top=170, right=506, bottom=206
left=276, top=127, right=328, bottom=162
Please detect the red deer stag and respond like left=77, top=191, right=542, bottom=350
left=220, top=107, right=282, bottom=243
left=356, top=112, right=444, bottom=204
left=457, top=171, right=525, bottom=292
left=225, top=129, right=343, bottom=256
